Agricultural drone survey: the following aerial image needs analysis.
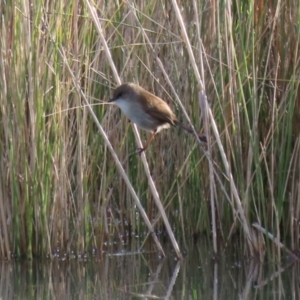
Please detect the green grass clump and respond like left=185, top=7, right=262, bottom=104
left=0, top=0, right=299, bottom=259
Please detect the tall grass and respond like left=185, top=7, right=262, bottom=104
left=0, top=0, right=299, bottom=259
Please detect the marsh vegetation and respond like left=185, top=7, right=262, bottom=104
left=0, top=0, right=299, bottom=260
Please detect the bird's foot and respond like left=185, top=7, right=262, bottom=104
left=136, top=147, right=146, bottom=156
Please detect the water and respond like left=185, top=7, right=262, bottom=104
left=0, top=244, right=298, bottom=299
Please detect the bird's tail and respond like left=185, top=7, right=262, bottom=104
left=174, top=121, right=207, bottom=143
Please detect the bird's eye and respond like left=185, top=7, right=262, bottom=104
left=116, top=92, right=124, bottom=98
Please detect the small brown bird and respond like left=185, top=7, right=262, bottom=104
left=109, top=83, right=206, bottom=152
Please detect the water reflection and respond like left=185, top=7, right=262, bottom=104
left=0, top=243, right=298, bottom=299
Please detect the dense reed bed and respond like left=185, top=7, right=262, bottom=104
left=0, top=0, right=299, bottom=259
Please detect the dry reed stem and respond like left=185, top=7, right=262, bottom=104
left=86, top=0, right=183, bottom=258
left=171, top=0, right=255, bottom=254
left=60, top=38, right=166, bottom=256
left=200, top=91, right=217, bottom=253
left=252, top=223, right=299, bottom=261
